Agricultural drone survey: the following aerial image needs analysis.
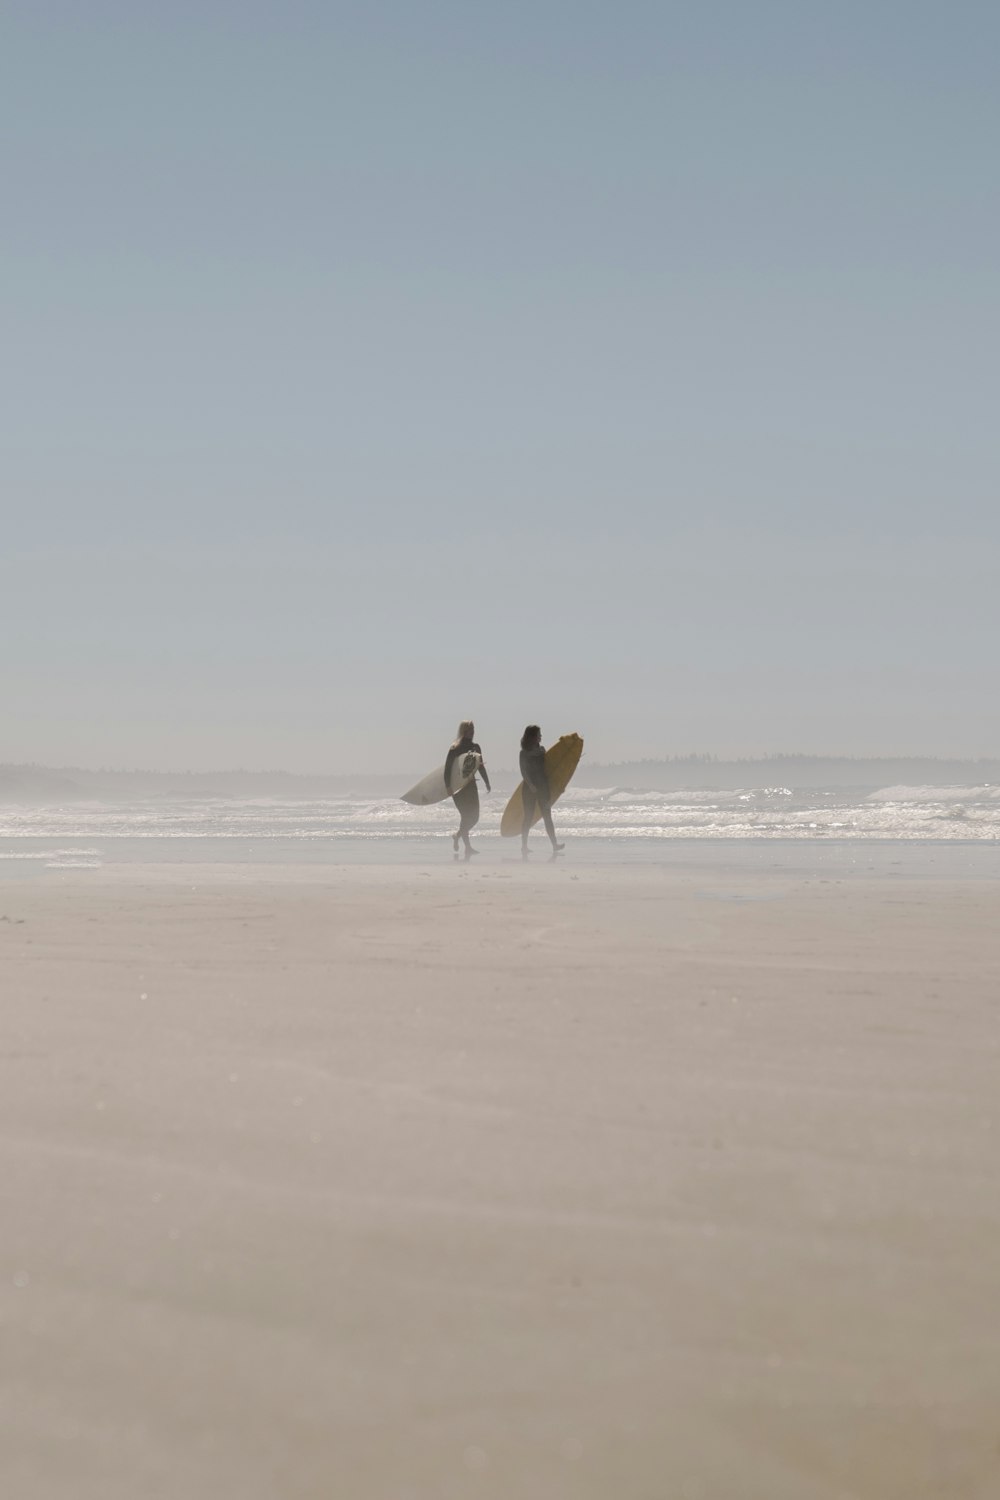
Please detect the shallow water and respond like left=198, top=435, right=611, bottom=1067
left=1, top=781, right=998, bottom=881
left=3, top=781, right=1000, bottom=840
left=0, top=831, right=996, bottom=882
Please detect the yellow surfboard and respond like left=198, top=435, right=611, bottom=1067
left=500, top=733, right=584, bottom=837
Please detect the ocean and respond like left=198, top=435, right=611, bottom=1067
left=1, top=781, right=998, bottom=876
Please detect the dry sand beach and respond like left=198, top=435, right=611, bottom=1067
left=2, top=855, right=999, bottom=1499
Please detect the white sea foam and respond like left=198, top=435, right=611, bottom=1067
left=0, top=785, right=998, bottom=849
left=868, top=784, right=1000, bottom=802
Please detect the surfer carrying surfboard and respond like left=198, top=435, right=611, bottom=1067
left=444, top=720, right=491, bottom=859
left=519, top=725, right=565, bottom=858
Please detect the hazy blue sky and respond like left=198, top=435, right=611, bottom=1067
left=3, top=1, right=997, bottom=772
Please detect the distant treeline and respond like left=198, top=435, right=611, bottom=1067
left=1, top=754, right=998, bottom=803
left=576, top=755, right=1000, bottom=791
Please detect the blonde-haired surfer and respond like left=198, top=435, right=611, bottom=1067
left=519, top=725, right=564, bottom=858
left=444, top=720, right=491, bottom=860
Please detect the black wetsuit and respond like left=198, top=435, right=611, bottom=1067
left=444, top=737, right=490, bottom=840
left=519, top=744, right=557, bottom=844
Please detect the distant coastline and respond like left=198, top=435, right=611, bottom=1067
left=2, top=754, right=998, bottom=804
left=574, top=754, right=1000, bottom=792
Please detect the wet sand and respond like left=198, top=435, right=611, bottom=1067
left=2, top=858, right=998, bottom=1499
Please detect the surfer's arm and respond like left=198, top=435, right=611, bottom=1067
left=442, top=746, right=458, bottom=789
left=471, top=743, right=490, bottom=792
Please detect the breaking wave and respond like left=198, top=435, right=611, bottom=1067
left=1, top=783, right=998, bottom=846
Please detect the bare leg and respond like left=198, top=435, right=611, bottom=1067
left=456, top=783, right=480, bottom=859
left=521, top=786, right=537, bottom=859
left=540, top=800, right=564, bottom=854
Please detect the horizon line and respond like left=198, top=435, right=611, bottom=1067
left=3, top=751, right=999, bottom=781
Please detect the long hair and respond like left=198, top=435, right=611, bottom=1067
left=454, top=720, right=475, bottom=747
left=520, top=724, right=541, bottom=750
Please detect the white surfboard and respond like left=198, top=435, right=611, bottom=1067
left=401, top=751, right=482, bottom=806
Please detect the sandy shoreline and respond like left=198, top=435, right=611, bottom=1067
left=2, top=858, right=999, bottom=1498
